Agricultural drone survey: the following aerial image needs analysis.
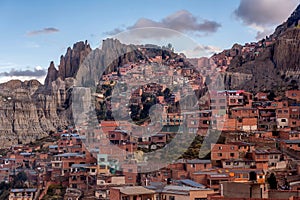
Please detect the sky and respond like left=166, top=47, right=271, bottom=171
left=0, top=0, right=299, bottom=83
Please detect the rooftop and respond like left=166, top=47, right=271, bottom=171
left=112, top=186, right=155, bottom=195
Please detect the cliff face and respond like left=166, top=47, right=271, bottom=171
left=0, top=80, right=59, bottom=147
left=220, top=5, right=300, bottom=94
left=0, top=41, right=92, bottom=148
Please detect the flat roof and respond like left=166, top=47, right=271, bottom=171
left=176, top=159, right=211, bottom=164
left=112, top=186, right=155, bottom=195
left=284, top=139, right=300, bottom=144
left=11, top=188, right=37, bottom=193
left=54, top=153, right=84, bottom=157
left=179, top=179, right=205, bottom=188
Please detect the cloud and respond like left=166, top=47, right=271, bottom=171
left=104, top=28, right=124, bottom=35
left=0, top=66, right=47, bottom=77
left=180, top=45, right=221, bottom=58
left=234, top=0, right=299, bottom=39
left=105, top=10, right=221, bottom=39
left=27, top=27, right=59, bottom=36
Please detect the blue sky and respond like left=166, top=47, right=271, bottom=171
left=0, top=0, right=299, bottom=83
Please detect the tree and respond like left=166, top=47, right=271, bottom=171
left=267, top=91, right=276, bottom=101
left=12, top=172, right=28, bottom=188
left=167, top=43, right=174, bottom=52
left=267, top=173, right=278, bottom=190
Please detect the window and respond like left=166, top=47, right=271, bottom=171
left=169, top=196, right=175, bottom=200
left=219, top=99, right=226, bottom=103
left=225, top=162, right=231, bottom=165
left=210, top=99, right=216, bottom=103
left=218, top=153, right=223, bottom=157
left=99, top=165, right=106, bottom=169
left=230, top=146, right=235, bottom=150
left=220, top=106, right=226, bottom=109
left=128, top=169, right=133, bottom=172
left=202, top=120, right=209, bottom=125
left=281, top=119, right=287, bottom=122
left=230, top=153, right=235, bottom=157
left=69, top=162, right=74, bottom=167
left=218, top=146, right=222, bottom=150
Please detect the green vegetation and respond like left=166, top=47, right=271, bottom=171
left=267, top=173, right=278, bottom=190
left=0, top=171, right=28, bottom=199
left=42, top=184, right=66, bottom=200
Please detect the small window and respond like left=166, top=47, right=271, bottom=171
left=169, top=196, right=175, bottom=200
left=218, top=146, right=222, bottom=150
left=218, top=153, right=223, bottom=157
left=99, top=165, right=106, bottom=169
left=230, top=153, right=235, bottom=157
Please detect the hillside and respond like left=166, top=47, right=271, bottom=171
left=214, top=4, right=300, bottom=94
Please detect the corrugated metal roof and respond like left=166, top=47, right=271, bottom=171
left=113, top=186, right=155, bottom=195
left=179, top=179, right=205, bottom=188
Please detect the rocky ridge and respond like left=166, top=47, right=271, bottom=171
left=213, top=4, right=300, bottom=94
